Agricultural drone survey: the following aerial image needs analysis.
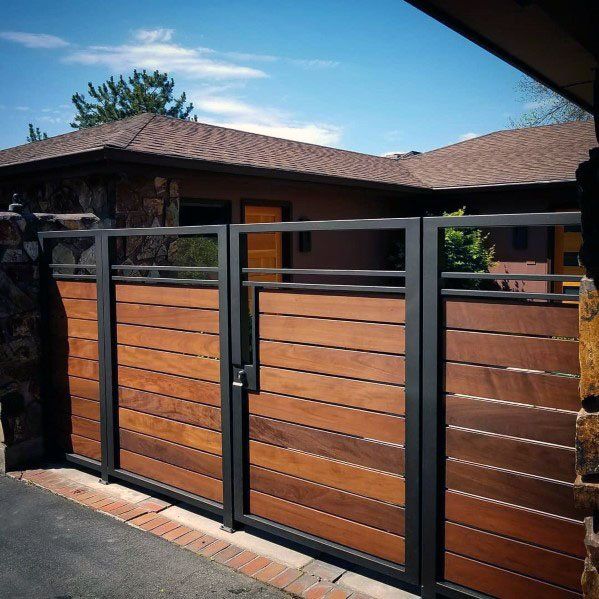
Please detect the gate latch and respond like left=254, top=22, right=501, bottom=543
left=233, top=367, right=248, bottom=389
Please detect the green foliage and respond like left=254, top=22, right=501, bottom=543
left=443, top=208, right=495, bottom=288
left=27, top=123, right=48, bottom=143
left=169, top=236, right=219, bottom=279
left=510, top=77, right=591, bottom=128
left=71, top=69, right=196, bottom=129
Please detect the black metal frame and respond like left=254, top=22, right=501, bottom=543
left=229, top=217, right=421, bottom=586
left=420, top=211, right=582, bottom=599
left=38, top=225, right=233, bottom=525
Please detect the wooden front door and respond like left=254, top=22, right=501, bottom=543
left=554, top=224, right=583, bottom=296
left=244, top=205, right=283, bottom=281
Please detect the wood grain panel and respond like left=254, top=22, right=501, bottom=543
left=66, top=338, right=99, bottom=360
left=259, top=341, right=404, bottom=384
left=69, top=434, right=101, bottom=460
left=59, top=298, right=97, bottom=320
left=446, top=460, right=582, bottom=520
left=69, top=415, right=100, bottom=441
left=446, top=330, right=579, bottom=374
left=53, top=317, right=98, bottom=340
left=250, top=466, right=404, bottom=535
left=260, top=290, right=405, bottom=324
left=67, top=357, right=99, bottom=381
left=116, top=303, right=218, bottom=333
left=118, top=387, right=221, bottom=430
left=445, top=491, right=585, bottom=558
left=445, top=298, right=579, bottom=338
left=446, top=428, right=575, bottom=483
left=250, top=415, right=403, bottom=474
left=118, top=408, right=222, bottom=455
left=115, top=284, right=219, bottom=309
left=117, top=345, right=220, bottom=382
left=116, top=324, right=219, bottom=358
left=55, top=280, right=97, bottom=300
left=446, top=395, right=576, bottom=447
left=260, top=367, right=404, bottom=414
left=119, top=430, right=222, bottom=479
left=66, top=376, right=99, bottom=401
left=444, top=552, right=581, bottom=599
left=69, top=396, right=100, bottom=421
left=248, top=392, right=405, bottom=445
left=250, top=491, right=405, bottom=564
left=249, top=441, right=404, bottom=505
left=445, top=362, right=579, bottom=411
left=260, top=314, right=404, bottom=354
left=118, top=366, right=220, bottom=407
left=120, top=449, right=222, bottom=503
left=445, top=522, right=583, bottom=591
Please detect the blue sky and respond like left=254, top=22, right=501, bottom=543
left=0, top=0, right=529, bottom=155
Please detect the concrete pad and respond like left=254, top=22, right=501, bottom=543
left=161, top=505, right=314, bottom=569
left=337, top=571, right=418, bottom=599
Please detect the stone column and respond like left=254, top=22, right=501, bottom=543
left=574, top=147, right=599, bottom=598
left=0, top=208, right=99, bottom=473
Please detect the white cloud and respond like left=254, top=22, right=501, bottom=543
left=192, top=92, right=342, bottom=145
left=382, top=150, right=408, bottom=158
left=133, top=28, right=174, bottom=43
left=0, top=31, right=69, bottom=48
left=458, top=132, right=480, bottom=142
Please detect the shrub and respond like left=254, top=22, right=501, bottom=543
left=169, top=236, right=219, bottom=279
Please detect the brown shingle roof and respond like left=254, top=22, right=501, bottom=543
left=401, top=120, right=595, bottom=188
left=0, top=113, right=423, bottom=189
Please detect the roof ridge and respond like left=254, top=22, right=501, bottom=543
left=104, top=113, right=156, bottom=149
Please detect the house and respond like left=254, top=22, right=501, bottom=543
left=0, top=113, right=594, bottom=289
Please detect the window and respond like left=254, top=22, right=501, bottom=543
left=179, top=200, right=231, bottom=226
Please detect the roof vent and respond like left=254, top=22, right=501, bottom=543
left=383, top=151, right=421, bottom=160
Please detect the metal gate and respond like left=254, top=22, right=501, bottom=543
left=40, top=213, right=584, bottom=598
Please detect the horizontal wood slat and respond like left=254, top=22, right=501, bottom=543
left=260, top=291, right=405, bottom=324
left=118, top=387, right=221, bottom=430
left=116, top=303, right=218, bottom=333
left=118, top=366, right=220, bottom=407
left=249, top=441, right=404, bottom=505
left=57, top=298, right=97, bottom=321
left=259, top=341, right=405, bottom=384
left=444, top=552, right=581, bottom=599
left=446, top=330, right=579, bottom=374
left=115, top=284, right=219, bottom=309
left=446, top=427, right=574, bottom=483
left=445, top=491, right=585, bottom=558
left=66, top=415, right=100, bottom=441
left=68, top=396, right=100, bottom=421
left=118, top=408, right=222, bottom=455
left=67, top=357, right=99, bottom=381
left=65, top=338, right=99, bottom=360
left=444, top=362, right=579, bottom=411
left=445, top=299, right=579, bottom=338
left=55, top=280, right=97, bottom=300
left=445, top=522, right=583, bottom=591
left=248, top=392, right=405, bottom=445
left=117, top=345, right=220, bottom=382
left=446, top=395, right=576, bottom=447
left=68, top=434, right=101, bottom=460
left=250, top=466, right=404, bottom=535
left=250, top=491, right=405, bottom=564
left=66, top=376, right=99, bottom=401
left=53, top=317, right=99, bottom=340
left=116, top=324, right=219, bottom=358
left=260, top=367, right=404, bottom=415
left=119, top=449, right=222, bottom=503
left=260, top=314, right=404, bottom=354
left=119, top=430, right=222, bottom=480
left=249, top=415, right=403, bottom=475
left=446, top=460, right=581, bottom=521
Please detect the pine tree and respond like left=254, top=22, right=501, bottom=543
left=71, top=69, right=196, bottom=128
left=27, top=123, right=48, bottom=143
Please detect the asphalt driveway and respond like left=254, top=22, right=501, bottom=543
left=0, top=475, right=285, bottom=599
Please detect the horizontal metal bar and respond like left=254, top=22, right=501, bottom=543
left=65, top=453, right=102, bottom=473
left=425, top=211, right=580, bottom=229
left=243, top=268, right=406, bottom=277
left=436, top=581, right=491, bottom=599
left=441, top=288, right=578, bottom=301
left=244, top=281, right=406, bottom=293
left=442, top=271, right=582, bottom=282
left=111, top=468, right=223, bottom=517
left=38, top=230, right=98, bottom=239
left=103, top=225, right=221, bottom=237
left=231, top=216, right=419, bottom=233
left=112, top=264, right=219, bottom=272
left=50, top=263, right=96, bottom=269
left=51, top=273, right=97, bottom=281
left=111, top=275, right=218, bottom=286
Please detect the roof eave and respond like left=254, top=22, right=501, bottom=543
left=428, top=178, right=576, bottom=193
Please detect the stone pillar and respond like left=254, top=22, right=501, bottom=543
left=0, top=208, right=99, bottom=473
left=574, top=147, right=599, bottom=598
